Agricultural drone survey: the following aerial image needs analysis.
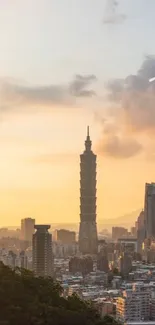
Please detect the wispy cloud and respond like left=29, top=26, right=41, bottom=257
left=69, top=75, right=96, bottom=97
left=0, top=74, right=97, bottom=110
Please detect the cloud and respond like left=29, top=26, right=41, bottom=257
left=97, top=120, right=143, bottom=159
left=98, top=134, right=142, bottom=159
left=0, top=81, right=69, bottom=106
left=106, top=56, right=155, bottom=133
left=138, top=55, right=155, bottom=80
left=98, top=56, right=155, bottom=159
left=106, top=79, right=124, bottom=101
left=69, top=75, right=97, bottom=97
left=103, top=0, right=127, bottom=25
left=0, top=74, right=97, bottom=110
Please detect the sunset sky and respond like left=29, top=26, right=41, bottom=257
left=0, top=0, right=155, bottom=226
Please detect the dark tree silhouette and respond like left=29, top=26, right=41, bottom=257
left=0, top=263, right=120, bottom=325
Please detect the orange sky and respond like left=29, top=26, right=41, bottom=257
left=1, top=0, right=155, bottom=227
left=0, top=107, right=154, bottom=227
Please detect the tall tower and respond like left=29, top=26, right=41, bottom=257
left=32, top=225, right=53, bottom=277
left=79, top=127, right=98, bottom=255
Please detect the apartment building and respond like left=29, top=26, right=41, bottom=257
left=116, top=283, right=150, bottom=322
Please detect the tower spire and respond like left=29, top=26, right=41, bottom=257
left=85, top=125, right=91, bottom=151
left=87, top=125, right=89, bottom=137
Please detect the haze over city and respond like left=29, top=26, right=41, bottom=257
left=2, top=2, right=155, bottom=325
left=0, top=0, right=155, bottom=226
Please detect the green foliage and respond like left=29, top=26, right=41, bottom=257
left=0, top=262, right=120, bottom=325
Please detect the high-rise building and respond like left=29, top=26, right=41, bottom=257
left=53, top=229, right=76, bottom=244
left=118, top=252, right=132, bottom=276
left=32, top=225, right=53, bottom=277
left=136, top=210, right=145, bottom=253
left=144, top=183, right=155, bottom=238
left=112, top=227, right=128, bottom=241
left=21, top=218, right=35, bottom=242
left=97, top=251, right=109, bottom=273
left=79, top=127, right=98, bottom=255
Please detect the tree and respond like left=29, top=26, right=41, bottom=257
left=0, top=263, right=120, bottom=325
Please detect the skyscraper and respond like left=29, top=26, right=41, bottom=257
left=21, top=218, right=35, bottom=242
left=144, top=183, right=155, bottom=238
left=79, top=127, right=98, bottom=255
left=136, top=210, right=145, bottom=253
left=32, top=225, right=53, bottom=277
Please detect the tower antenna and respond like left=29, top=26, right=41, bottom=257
left=87, top=125, right=90, bottom=137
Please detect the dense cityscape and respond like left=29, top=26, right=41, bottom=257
left=1, top=1, right=155, bottom=324
left=1, top=129, right=155, bottom=325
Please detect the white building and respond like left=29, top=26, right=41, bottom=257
left=116, top=283, right=150, bottom=323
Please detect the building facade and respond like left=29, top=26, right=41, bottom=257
left=69, top=256, right=93, bottom=276
left=118, top=252, right=132, bottom=276
left=136, top=210, right=145, bottom=254
left=97, top=246, right=109, bottom=273
left=32, top=225, right=53, bottom=277
left=21, top=218, right=35, bottom=242
left=116, top=283, right=150, bottom=323
left=144, top=183, right=155, bottom=238
left=112, top=227, right=128, bottom=241
left=79, top=127, right=98, bottom=255
left=53, top=241, right=78, bottom=258
left=54, top=229, right=76, bottom=244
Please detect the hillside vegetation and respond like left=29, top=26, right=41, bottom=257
left=0, top=263, right=120, bottom=325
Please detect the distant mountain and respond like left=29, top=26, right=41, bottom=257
left=98, top=209, right=141, bottom=230
left=50, top=209, right=141, bottom=232
left=6, top=209, right=141, bottom=233
left=51, top=223, right=78, bottom=232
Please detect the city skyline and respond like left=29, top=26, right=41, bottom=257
left=1, top=0, right=155, bottom=226
left=1, top=2, right=155, bottom=325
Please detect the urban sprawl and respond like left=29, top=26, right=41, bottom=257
left=1, top=128, right=155, bottom=325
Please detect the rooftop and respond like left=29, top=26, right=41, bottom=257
left=34, top=225, right=51, bottom=231
left=125, top=323, right=155, bottom=325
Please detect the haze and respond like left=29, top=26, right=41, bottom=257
left=0, top=0, right=155, bottom=226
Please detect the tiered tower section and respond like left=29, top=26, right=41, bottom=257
left=79, top=127, right=98, bottom=255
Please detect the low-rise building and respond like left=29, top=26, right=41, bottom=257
left=94, top=299, right=115, bottom=317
